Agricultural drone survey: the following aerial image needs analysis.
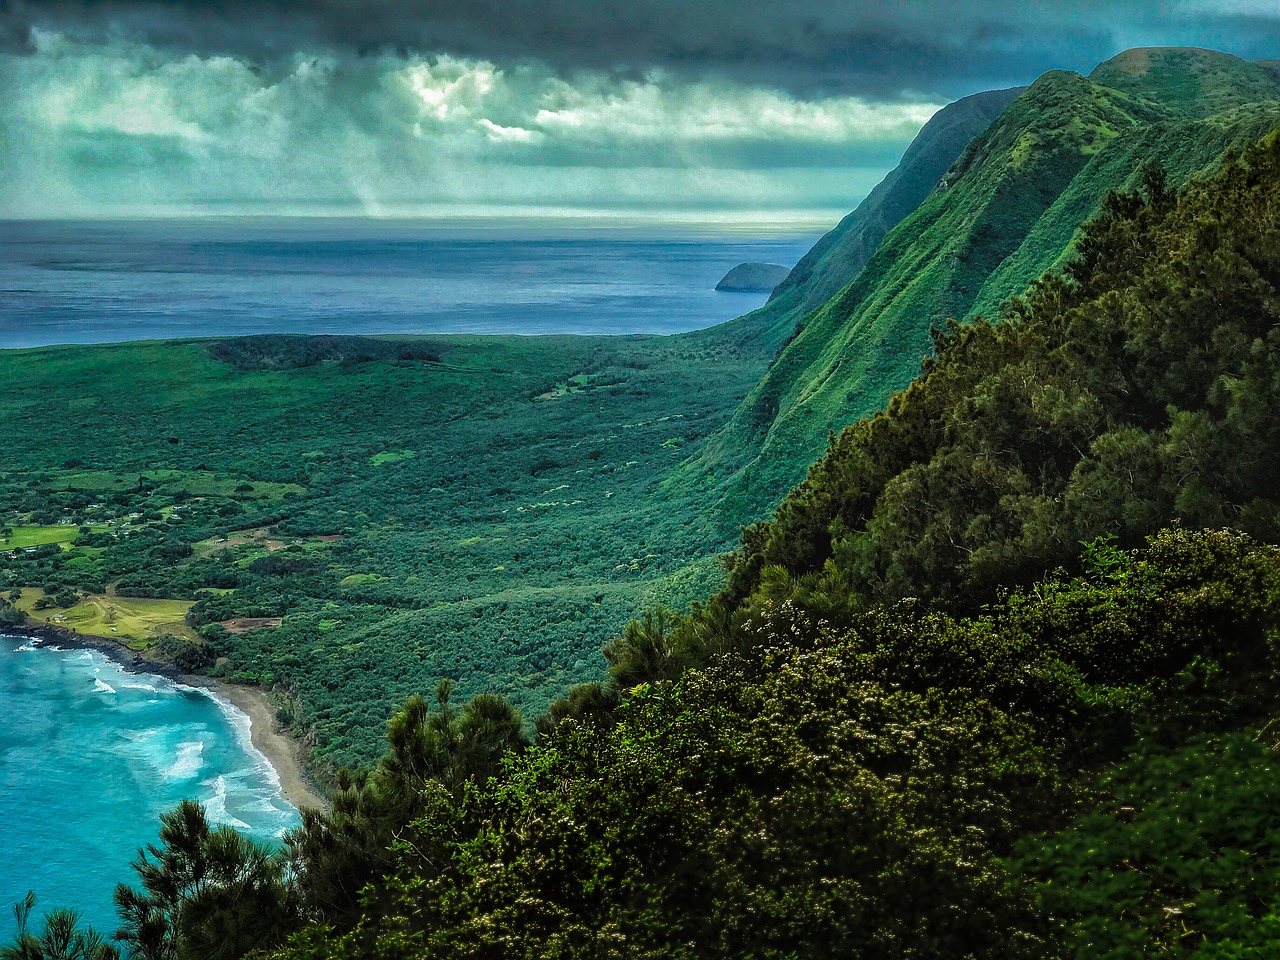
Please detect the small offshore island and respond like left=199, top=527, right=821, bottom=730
left=714, top=261, right=791, bottom=291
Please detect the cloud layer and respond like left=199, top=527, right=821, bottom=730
left=7, top=1, right=1280, bottom=96
left=0, top=31, right=939, bottom=217
left=2, top=1, right=1277, bottom=217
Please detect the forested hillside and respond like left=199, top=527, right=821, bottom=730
left=713, top=131, right=1280, bottom=613
left=688, top=48, right=1280, bottom=523
left=271, top=530, right=1280, bottom=959
left=198, top=125, right=1280, bottom=959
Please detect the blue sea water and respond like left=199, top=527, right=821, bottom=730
left=0, top=634, right=300, bottom=939
left=0, top=219, right=821, bottom=347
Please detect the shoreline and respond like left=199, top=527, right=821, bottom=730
left=2, top=621, right=328, bottom=813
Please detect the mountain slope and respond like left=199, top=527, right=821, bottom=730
left=691, top=86, right=1023, bottom=356
left=711, top=124, right=1280, bottom=611
left=685, top=48, right=1280, bottom=524
left=1090, top=47, right=1280, bottom=118
left=266, top=129, right=1280, bottom=955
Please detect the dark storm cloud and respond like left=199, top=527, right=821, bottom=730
left=5, top=0, right=1279, bottom=97
left=4, top=0, right=1277, bottom=217
left=0, top=26, right=942, bottom=217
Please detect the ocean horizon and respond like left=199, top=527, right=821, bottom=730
left=0, top=219, right=820, bottom=349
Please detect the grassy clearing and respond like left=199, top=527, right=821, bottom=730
left=14, top=588, right=195, bottom=647
left=194, top=528, right=334, bottom=557
left=535, top=373, right=596, bottom=400
left=0, top=525, right=99, bottom=550
left=50, top=469, right=304, bottom=500
left=370, top=450, right=416, bottom=466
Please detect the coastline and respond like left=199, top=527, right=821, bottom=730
left=2, top=621, right=328, bottom=813
left=199, top=676, right=327, bottom=812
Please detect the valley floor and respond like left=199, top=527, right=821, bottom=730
left=0, top=330, right=770, bottom=771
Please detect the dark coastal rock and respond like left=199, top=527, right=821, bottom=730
left=715, top=262, right=791, bottom=292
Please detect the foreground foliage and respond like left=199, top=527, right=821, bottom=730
left=1016, top=730, right=1280, bottom=958
left=1, top=893, right=116, bottom=960
left=14, top=530, right=1280, bottom=958
left=262, top=529, right=1280, bottom=959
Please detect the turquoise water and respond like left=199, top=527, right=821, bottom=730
left=0, top=634, right=300, bottom=939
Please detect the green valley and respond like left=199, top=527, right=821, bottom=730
left=0, top=333, right=765, bottom=770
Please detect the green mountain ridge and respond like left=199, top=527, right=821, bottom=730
left=685, top=47, right=1280, bottom=524
left=1089, top=46, right=1280, bottom=118
left=692, top=86, right=1024, bottom=357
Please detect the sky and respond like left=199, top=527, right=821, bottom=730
left=2, top=1, right=1278, bottom=220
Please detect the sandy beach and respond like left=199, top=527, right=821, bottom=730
left=2, top=622, right=328, bottom=813
left=199, top=677, right=328, bottom=812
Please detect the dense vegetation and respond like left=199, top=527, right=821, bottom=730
left=14, top=527, right=1280, bottom=959
left=0, top=332, right=765, bottom=769
left=253, top=120, right=1280, bottom=959
left=264, top=528, right=1280, bottom=959
left=688, top=48, right=1280, bottom=522
left=207, top=335, right=442, bottom=371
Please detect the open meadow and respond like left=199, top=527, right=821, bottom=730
left=12, top=588, right=195, bottom=648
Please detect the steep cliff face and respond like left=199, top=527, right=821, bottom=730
left=682, top=48, right=1280, bottom=526
left=689, top=86, right=1024, bottom=355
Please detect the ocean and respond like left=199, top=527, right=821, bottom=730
left=0, top=219, right=821, bottom=348
left=0, top=635, right=300, bottom=939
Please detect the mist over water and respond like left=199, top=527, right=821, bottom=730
left=0, top=220, right=819, bottom=348
left=0, top=635, right=300, bottom=939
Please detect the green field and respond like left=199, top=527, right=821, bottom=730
left=48, top=468, right=305, bottom=499
left=0, top=332, right=770, bottom=771
left=0, top=525, right=98, bottom=550
left=14, top=588, right=195, bottom=648
left=368, top=450, right=416, bottom=466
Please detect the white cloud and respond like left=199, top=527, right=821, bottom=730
left=0, top=33, right=944, bottom=217
left=477, top=119, right=542, bottom=143
left=531, top=76, right=937, bottom=144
